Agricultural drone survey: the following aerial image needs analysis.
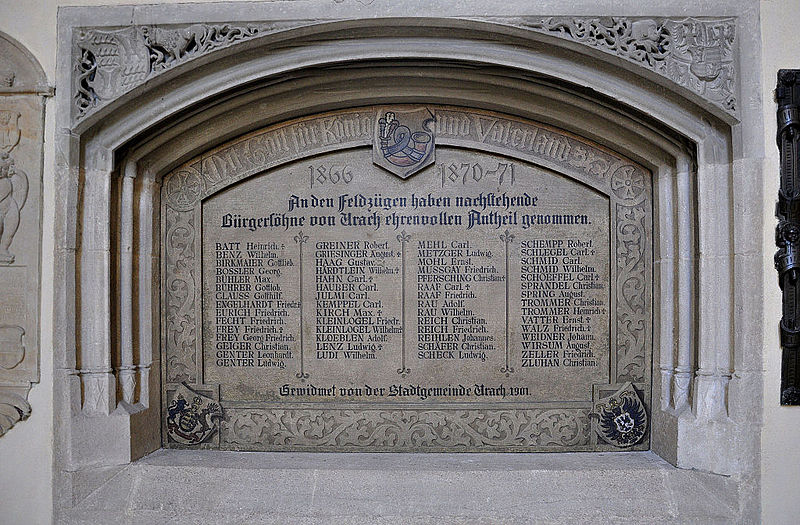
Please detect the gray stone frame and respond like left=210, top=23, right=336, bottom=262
left=52, top=1, right=763, bottom=521
left=161, top=105, right=653, bottom=452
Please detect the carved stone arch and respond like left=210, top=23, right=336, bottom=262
left=0, top=31, right=48, bottom=93
left=53, top=6, right=759, bottom=522
left=0, top=31, right=49, bottom=437
left=70, top=17, right=738, bottom=132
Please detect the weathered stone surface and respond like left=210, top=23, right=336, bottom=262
left=163, top=105, right=652, bottom=452
left=0, top=32, right=48, bottom=437
left=47, top=3, right=765, bottom=522
left=70, top=16, right=738, bottom=123
left=58, top=449, right=742, bottom=524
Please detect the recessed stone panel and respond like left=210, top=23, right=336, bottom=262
left=163, top=106, right=652, bottom=452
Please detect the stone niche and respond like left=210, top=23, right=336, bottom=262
left=53, top=4, right=762, bottom=522
left=162, top=106, right=652, bottom=452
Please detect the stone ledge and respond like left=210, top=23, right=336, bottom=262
left=59, top=450, right=741, bottom=524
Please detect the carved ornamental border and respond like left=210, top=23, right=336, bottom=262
left=72, top=16, right=736, bottom=124
left=161, top=106, right=652, bottom=451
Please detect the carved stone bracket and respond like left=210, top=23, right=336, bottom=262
left=72, top=16, right=737, bottom=124
left=0, top=387, right=31, bottom=437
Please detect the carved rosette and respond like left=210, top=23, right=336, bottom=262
left=221, top=408, right=590, bottom=450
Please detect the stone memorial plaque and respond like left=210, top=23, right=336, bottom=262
left=0, top=33, right=47, bottom=436
left=162, top=106, right=652, bottom=452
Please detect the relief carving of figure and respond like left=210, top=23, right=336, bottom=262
left=0, top=153, right=28, bottom=264
left=0, top=111, right=20, bottom=150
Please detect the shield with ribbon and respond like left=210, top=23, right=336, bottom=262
left=373, top=108, right=436, bottom=179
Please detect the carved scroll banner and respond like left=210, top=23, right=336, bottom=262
left=776, top=70, right=800, bottom=405
left=162, top=106, right=652, bottom=451
left=0, top=33, right=49, bottom=436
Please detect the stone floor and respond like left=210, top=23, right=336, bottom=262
left=59, top=450, right=741, bottom=524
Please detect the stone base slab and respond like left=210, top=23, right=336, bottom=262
left=59, top=450, right=741, bottom=524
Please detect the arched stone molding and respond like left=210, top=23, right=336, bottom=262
left=70, top=17, right=738, bottom=126
left=0, top=32, right=49, bottom=95
left=0, top=32, right=50, bottom=437
left=52, top=4, right=761, bottom=520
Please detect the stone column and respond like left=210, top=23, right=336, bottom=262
left=656, top=163, right=676, bottom=410
left=117, top=160, right=136, bottom=405
left=672, top=154, right=694, bottom=411
left=137, top=171, right=159, bottom=408
left=693, top=148, right=733, bottom=420
left=79, top=148, right=115, bottom=415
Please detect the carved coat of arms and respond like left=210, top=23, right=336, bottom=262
left=373, top=108, right=435, bottom=178
left=593, top=382, right=648, bottom=448
left=0, top=325, right=24, bottom=370
left=166, top=384, right=222, bottom=445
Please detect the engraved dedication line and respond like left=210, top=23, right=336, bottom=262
left=162, top=105, right=652, bottom=452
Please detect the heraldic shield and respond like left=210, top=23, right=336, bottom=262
left=373, top=107, right=435, bottom=179
left=592, top=382, right=648, bottom=448
left=0, top=325, right=25, bottom=370
left=166, top=383, right=222, bottom=446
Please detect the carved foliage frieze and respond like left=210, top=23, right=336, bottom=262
left=493, top=17, right=737, bottom=114
left=221, top=408, right=591, bottom=450
left=164, top=206, right=198, bottom=384
left=72, top=17, right=738, bottom=123
left=611, top=164, right=649, bottom=383
left=73, top=22, right=298, bottom=120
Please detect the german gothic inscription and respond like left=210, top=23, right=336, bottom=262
left=162, top=106, right=652, bottom=452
